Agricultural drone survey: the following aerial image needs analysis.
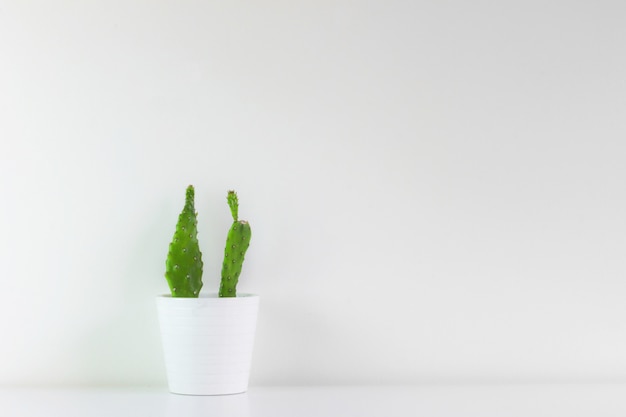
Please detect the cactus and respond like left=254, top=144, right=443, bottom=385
left=165, top=185, right=203, bottom=297
left=219, top=190, right=252, bottom=297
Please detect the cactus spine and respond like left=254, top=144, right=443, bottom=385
left=219, top=190, right=251, bottom=297
left=165, top=185, right=203, bottom=297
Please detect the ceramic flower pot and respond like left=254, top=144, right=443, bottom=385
left=156, top=293, right=260, bottom=395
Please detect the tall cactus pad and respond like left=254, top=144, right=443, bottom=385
left=220, top=191, right=251, bottom=297
left=165, top=185, right=203, bottom=297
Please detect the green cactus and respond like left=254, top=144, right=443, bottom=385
left=165, top=185, right=203, bottom=297
left=219, top=190, right=251, bottom=297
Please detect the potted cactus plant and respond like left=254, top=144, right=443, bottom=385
left=156, top=186, right=259, bottom=396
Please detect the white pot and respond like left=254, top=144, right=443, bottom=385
left=156, top=293, right=260, bottom=395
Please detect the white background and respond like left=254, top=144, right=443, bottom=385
left=1, top=0, right=625, bottom=387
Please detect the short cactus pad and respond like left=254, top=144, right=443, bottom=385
left=219, top=191, right=251, bottom=297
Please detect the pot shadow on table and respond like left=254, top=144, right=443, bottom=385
left=252, top=296, right=340, bottom=386
left=70, top=207, right=173, bottom=387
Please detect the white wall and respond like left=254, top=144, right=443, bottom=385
left=1, top=0, right=626, bottom=386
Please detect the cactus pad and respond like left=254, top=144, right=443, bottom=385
left=165, top=185, right=203, bottom=297
left=219, top=190, right=251, bottom=297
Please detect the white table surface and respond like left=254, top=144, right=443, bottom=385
left=1, top=384, right=626, bottom=417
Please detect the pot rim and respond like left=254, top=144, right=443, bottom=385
left=157, top=293, right=258, bottom=299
